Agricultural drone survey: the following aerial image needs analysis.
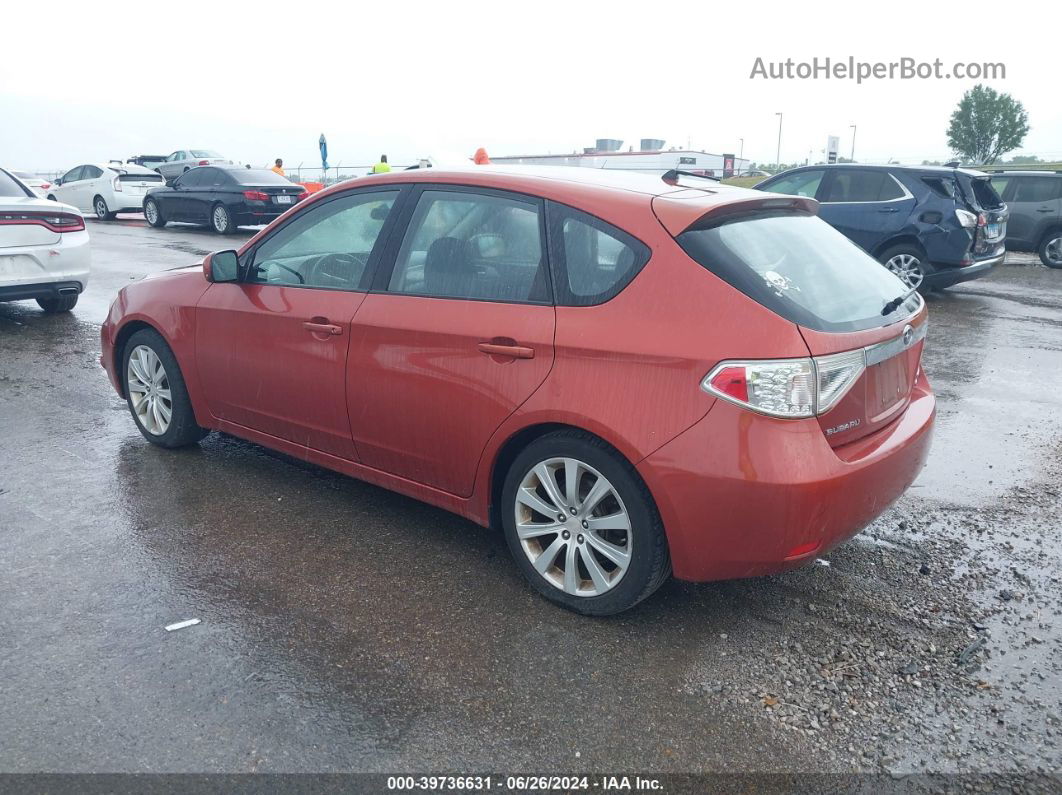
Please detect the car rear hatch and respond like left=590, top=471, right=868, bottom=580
left=249, top=184, right=304, bottom=208
left=657, top=186, right=927, bottom=448
left=957, top=171, right=1008, bottom=251
left=116, top=172, right=165, bottom=198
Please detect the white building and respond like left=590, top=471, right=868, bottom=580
left=492, top=139, right=752, bottom=178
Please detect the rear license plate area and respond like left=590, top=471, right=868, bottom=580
left=870, top=353, right=910, bottom=415
left=275, top=195, right=293, bottom=204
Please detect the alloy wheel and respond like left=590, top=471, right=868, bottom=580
left=884, top=253, right=924, bottom=289
left=95, top=198, right=108, bottom=219
left=127, top=345, right=172, bottom=436
left=212, top=206, right=228, bottom=232
left=145, top=201, right=158, bottom=225
left=514, top=457, right=632, bottom=597
left=1046, top=237, right=1062, bottom=266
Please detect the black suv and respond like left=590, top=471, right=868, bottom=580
left=989, top=172, right=1062, bottom=268
left=757, top=164, right=1008, bottom=291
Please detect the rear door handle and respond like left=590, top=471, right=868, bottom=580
left=302, top=321, right=342, bottom=336
left=878, top=207, right=899, bottom=213
left=1037, top=207, right=1054, bottom=213
left=477, top=342, right=534, bottom=359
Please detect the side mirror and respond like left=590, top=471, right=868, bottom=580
left=204, top=250, right=239, bottom=283
left=54, top=178, right=62, bottom=186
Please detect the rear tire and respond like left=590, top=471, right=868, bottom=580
left=94, top=195, right=116, bottom=221
left=501, top=430, right=671, bottom=615
left=36, top=294, right=78, bottom=313
left=144, top=198, right=166, bottom=228
left=122, top=328, right=209, bottom=448
left=1039, top=231, right=1062, bottom=269
left=879, top=243, right=935, bottom=293
left=211, top=203, right=234, bottom=234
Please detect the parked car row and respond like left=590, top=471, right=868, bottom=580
left=754, top=164, right=1062, bottom=287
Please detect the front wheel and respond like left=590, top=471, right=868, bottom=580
left=501, top=430, right=671, bottom=615
left=211, top=203, right=234, bottom=234
left=879, top=243, right=934, bottom=293
left=1039, top=232, right=1062, bottom=269
left=144, top=198, right=166, bottom=228
left=122, top=328, right=209, bottom=448
left=94, top=195, right=116, bottom=221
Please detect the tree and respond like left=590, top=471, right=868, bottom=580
left=946, top=84, right=1029, bottom=165
left=1007, top=155, right=1042, bottom=165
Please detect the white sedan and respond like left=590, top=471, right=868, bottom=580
left=10, top=171, right=53, bottom=199
left=47, top=162, right=165, bottom=220
left=0, top=167, right=90, bottom=313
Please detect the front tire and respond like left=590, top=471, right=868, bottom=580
left=501, top=430, right=671, bottom=615
left=122, top=328, right=209, bottom=448
left=36, top=294, right=78, bottom=313
left=211, top=203, right=234, bottom=234
left=144, top=198, right=166, bottom=228
left=94, top=195, right=116, bottom=221
left=1039, top=231, right=1062, bottom=269
left=879, top=243, right=934, bottom=293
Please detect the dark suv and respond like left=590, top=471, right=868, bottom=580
left=757, top=164, right=1007, bottom=291
left=989, top=172, right=1062, bottom=268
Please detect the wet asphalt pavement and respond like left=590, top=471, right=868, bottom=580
left=2, top=217, right=1061, bottom=780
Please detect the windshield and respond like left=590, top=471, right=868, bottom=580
left=677, top=211, right=918, bottom=333
left=190, top=150, right=222, bottom=158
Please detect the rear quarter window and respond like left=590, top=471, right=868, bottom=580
left=0, top=170, right=32, bottom=197
left=546, top=203, right=650, bottom=306
left=677, top=211, right=917, bottom=333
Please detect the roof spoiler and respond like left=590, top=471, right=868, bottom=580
left=652, top=194, right=819, bottom=236
left=661, top=169, right=721, bottom=185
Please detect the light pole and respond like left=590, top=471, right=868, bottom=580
left=849, top=124, right=857, bottom=162
left=738, top=138, right=744, bottom=174
left=775, top=113, right=783, bottom=171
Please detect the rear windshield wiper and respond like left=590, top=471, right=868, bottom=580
left=881, top=286, right=919, bottom=316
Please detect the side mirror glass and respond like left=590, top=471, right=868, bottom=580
left=205, top=250, right=239, bottom=283
left=54, top=178, right=62, bottom=186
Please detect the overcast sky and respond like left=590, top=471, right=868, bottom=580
left=3, top=0, right=1059, bottom=172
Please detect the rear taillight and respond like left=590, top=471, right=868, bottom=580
left=199, top=160, right=210, bottom=166
left=296, top=191, right=309, bottom=201
left=112, top=176, right=123, bottom=192
left=0, top=212, right=85, bottom=233
left=243, top=190, right=269, bottom=201
left=703, top=351, right=867, bottom=418
left=955, top=209, right=977, bottom=228
left=40, top=182, right=51, bottom=189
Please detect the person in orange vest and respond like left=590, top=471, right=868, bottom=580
left=472, top=147, right=491, bottom=165
left=271, top=158, right=285, bottom=176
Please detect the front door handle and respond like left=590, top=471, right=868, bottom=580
left=303, top=321, right=342, bottom=336
left=478, top=342, right=534, bottom=359
left=1037, top=207, right=1054, bottom=213
left=878, top=207, right=899, bottom=213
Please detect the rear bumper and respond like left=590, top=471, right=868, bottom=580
left=927, top=251, right=1004, bottom=288
left=637, top=372, right=935, bottom=582
left=0, top=280, right=83, bottom=302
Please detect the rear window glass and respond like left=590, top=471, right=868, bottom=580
left=677, top=211, right=917, bottom=333
left=967, top=177, right=1004, bottom=210
left=235, top=169, right=294, bottom=185
left=0, top=170, right=31, bottom=197
left=190, top=150, right=222, bottom=158
left=118, top=173, right=164, bottom=182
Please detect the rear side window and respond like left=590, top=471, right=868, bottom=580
left=823, top=170, right=905, bottom=202
left=1012, top=177, right=1062, bottom=203
left=677, top=211, right=915, bottom=333
left=760, top=170, right=824, bottom=198
left=547, top=203, right=649, bottom=306
left=388, top=190, right=549, bottom=303
left=0, top=169, right=31, bottom=197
